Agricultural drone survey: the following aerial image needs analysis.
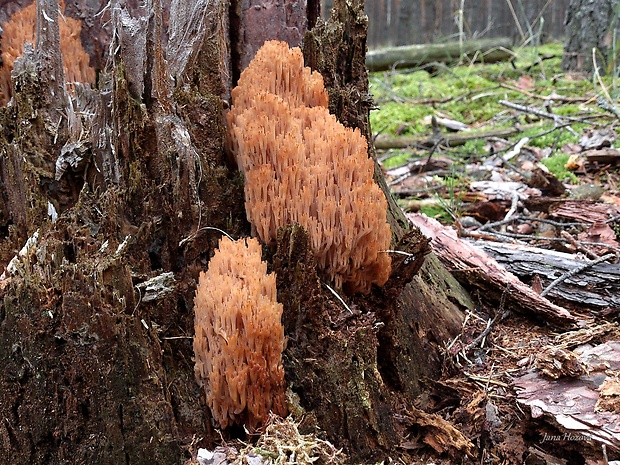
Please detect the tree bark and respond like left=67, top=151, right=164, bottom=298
left=563, top=0, right=620, bottom=72
left=0, top=0, right=471, bottom=463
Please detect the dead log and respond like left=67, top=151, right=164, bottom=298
left=366, top=38, right=514, bottom=72
left=474, top=241, right=620, bottom=310
left=408, top=213, right=577, bottom=327
left=514, top=341, right=620, bottom=454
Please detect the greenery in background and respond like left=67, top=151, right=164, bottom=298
left=380, top=150, right=412, bottom=169
left=369, top=42, right=615, bottom=166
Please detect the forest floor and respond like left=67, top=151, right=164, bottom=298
left=369, top=42, right=620, bottom=464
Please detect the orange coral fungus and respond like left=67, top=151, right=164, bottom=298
left=193, top=236, right=287, bottom=429
left=227, top=40, right=392, bottom=294
left=0, top=1, right=95, bottom=104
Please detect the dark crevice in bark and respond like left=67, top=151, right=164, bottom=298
left=228, top=0, right=242, bottom=86
left=307, top=0, right=321, bottom=29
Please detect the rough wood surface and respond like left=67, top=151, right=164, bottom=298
left=0, top=0, right=475, bottom=463
left=474, top=241, right=620, bottom=310
left=514, top=341, right=620, bottom=452
left=408, top=213, right=577, bottom=327
left=563, top=0, right=620, bottom=72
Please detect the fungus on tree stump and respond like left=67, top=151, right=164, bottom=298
left=227, top=40, right=392, bottom=294
left=193, top=236, right=287, bottom=429
left=0, top=0, right=95, bottom=104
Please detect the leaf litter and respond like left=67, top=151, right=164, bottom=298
left=373, top=42, right=620, bottom=464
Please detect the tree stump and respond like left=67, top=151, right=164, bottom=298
left=0, top=0, right=470, bottom=463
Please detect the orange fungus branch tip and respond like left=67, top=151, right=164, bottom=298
left=193, top=236, right=287, bottom=429
left=227, top=40, right=392, bottom=294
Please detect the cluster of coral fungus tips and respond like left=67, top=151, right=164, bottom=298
left=0, top=1, right=96, bottom=105
left=193, top=236, right=287, bottom=429
left=227, top=40, right=392, bottom=294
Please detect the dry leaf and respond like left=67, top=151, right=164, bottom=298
left=577, top=222, right=619, bottom=248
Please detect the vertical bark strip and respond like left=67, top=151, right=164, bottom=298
left=35, top=0, right=65, bottom=110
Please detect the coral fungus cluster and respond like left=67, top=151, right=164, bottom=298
left=0, top=1, right=95, bottom=104
left=227, top=40, right=392, bottom=294
left=193, top=236, right=287, bottom=429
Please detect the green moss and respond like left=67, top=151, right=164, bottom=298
left=540, top=154, right=579, bottom=183
left=370, top=103, right=432, bottom=135
left=380, top=151, right=411, bottom=169
left=419, top=205, right=452, bottom=222
left=519, top=124, right=581, bottom=148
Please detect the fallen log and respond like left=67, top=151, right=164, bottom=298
left=374, top=125, right=525, bottom=150
left=473, top=241, right=620, bottom=310
left=366, top=38, right=514, bottom=72
left=407, top=213, right=577, bottom=327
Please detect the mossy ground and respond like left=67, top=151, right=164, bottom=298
left=371, top=42, right=620, bottom=222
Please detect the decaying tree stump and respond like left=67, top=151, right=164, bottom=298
left=0, top=0, right=471, bottom=463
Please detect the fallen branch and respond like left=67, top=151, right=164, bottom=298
left=408, top=213, right=576, bottom=327
left=540, top=253, right=615, bottom=297
left=366, top=39, right=513, bottom=71
left=499, top=99, right=594, bottom=125
left=499, top=83, right=593, bottom=103
left=476, top=241, right=620, bottom=309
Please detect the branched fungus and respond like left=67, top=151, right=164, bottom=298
left=193, top=236, right=287, bottom=429
left=0, top=0, right=95, bottom=104
left=227, top=40, right=392, bottom=294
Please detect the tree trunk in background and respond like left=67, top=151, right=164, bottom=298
left=0, top=0, right=470, bottom=463
left=563, top=0, right=620, bottom=72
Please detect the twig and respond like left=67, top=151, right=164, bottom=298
left=502, top=136, right=530, bottom=161
left=419, top=137, right=445, bottom=173
left=540, top=253, right=615, bottom=297
left=560, top=230, right=600, bottom=260
left=503, top=191, right=520, bottom=224
left=463, top=371, right=510, bottom=388
left=499, top=83, right=592, bottom=103
left=504, top=0, right=525, bottom=41
left=597, top=96, right=620, bottom=119
left=323, top=283, right=352, bottom=314
left=460, top=229, right=527, bottom=244
left=494, top=231, right=620, bottom=254
left=463, top=289, right=510, bottom=352
left=179, top=226, right=234, bottom=247
left=477, top=214, right=588, bottom=233
left=499, top=99, right=594, bottom=125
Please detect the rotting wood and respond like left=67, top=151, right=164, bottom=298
left=514, top=341, right=620, bottom=453
left=408, top=213, right=577, bottom=327
left=366, top=38, right=514, bottom=72
left=474, top=241, right=620, bottom=310
left=0, top=0, right=477, bottom=463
